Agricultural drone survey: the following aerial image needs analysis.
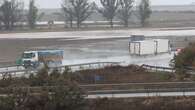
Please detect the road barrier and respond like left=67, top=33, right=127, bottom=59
left=141, top=64, right=175, bottom=73
left=87, top=88, right=195, bottom=95
left=0, top=62, right=121, bottom=78
left=0, top=62, right=177, bottom=79
left=0, top=85, right=195, bottom=98
left=0, top=82, right=194, bottom=94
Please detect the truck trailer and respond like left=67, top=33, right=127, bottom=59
left=154, top=39, right=170, bottom=53
left=129, top=39, right=170, bottom=56
left=21, top=50, right=64, bottom=68
left=129, top=35, right=145, bottom=42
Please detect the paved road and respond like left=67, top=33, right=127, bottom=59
left=0, top=83, right=194, bottom=98
left=1, top=91, right=194, bottom=99
left=81, top=82, right=195, bottom=87
left=0, top=28, right=195, bottom=39
left=87, top=92, right=195, bottom=99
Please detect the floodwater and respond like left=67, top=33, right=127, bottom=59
left=62, top=52, right=174, bottom=67
left=0, top=28, right=190, bottom=67
left=60, top=39, right=174, bottom=67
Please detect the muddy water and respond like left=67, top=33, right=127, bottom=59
left=0, top=38, right=128, bottom=64
left=0, top=35, right=191, bottom=67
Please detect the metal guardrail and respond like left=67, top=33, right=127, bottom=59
left=0, top=82, right=193, bottom=93
left=0, top=64, right=20, bottom=69
left=55, top=62, right=120, bottom=69
left=0, top=62, right=121, bottom=77
left=88, top=88, right=195, bottom=95
left=0, top=86, right=194, bottom=96
left=141, top=64, right=175, bottom=73
left=0, top=62, right=175, bottom=75
left=0, top=82, right=194, bottom=98
left=0, top=69, right=36, bottom=74
left=80, top=82, right=195, bottom=87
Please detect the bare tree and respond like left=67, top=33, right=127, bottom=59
left=118, top=0, right=134, bottom=27
left=61, top=0, right=94, bottom=28
left=0, top=0, right=3, bottom=30
left=61, top=0, right=74, bottom=28
left=137, top=0, right=152, bottom=27
left=72, top=0, right=94, bottom=28
left=28, top=0, right=38, bottom=29
left=0, top=0, right=24, bottom=30
left=98, top=0, right=119, bottom=28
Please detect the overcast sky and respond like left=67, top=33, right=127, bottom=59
left=23, top=0, right=195, bottom=9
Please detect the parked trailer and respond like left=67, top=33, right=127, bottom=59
left=129, top=39, right=170, bottom=56
left=129, top=40, right=155, bottom=55
left=154, top=39, right=170, bottom=54
left=129, top=35, right=145, bottom=42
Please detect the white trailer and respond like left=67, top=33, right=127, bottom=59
left=154, top=39, right=170, bottom=53
left=129, top=40, right=156, bottom=55
left=129, top=39, right=170, bottom=56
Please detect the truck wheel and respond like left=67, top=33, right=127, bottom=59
left=24, top=66, right=29, bottom=69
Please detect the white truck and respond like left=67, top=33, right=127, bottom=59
left=129, top=39, right=171, bottom=56
left=20, top=50, right=64, bottom=68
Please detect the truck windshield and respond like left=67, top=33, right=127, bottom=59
left=23, top=53, right=35, bottom=59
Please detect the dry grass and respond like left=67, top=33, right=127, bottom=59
left=75, top=65, right=174, bottom=84
left=89, top=97, right=195, bottom=110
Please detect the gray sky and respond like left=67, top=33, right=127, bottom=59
left=24, top=0, right=195, bottom=9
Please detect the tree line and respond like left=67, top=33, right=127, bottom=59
left=0, top=0, right=152, bottom=30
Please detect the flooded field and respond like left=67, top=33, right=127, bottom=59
left=0, top=37, right=174, bottom=67
left=0, top=28, right=194, bottom=67
left=62, top=53, right=174, bottom=67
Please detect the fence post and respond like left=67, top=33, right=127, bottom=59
left=183, top=90, right=185, bottom=97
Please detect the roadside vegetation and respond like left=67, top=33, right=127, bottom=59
left=75, top=65, right=174, bottom=84
left=90, top=97, right=195, bottom=110
left=0, top=63, right=194, bottom=109
left=172, top=43, right=195, bottom=80
left=0, top=65, right=179, bottom=89
left=0, top=63, right=195, bottom=89
left=0, top=67, right=86, bottom=110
